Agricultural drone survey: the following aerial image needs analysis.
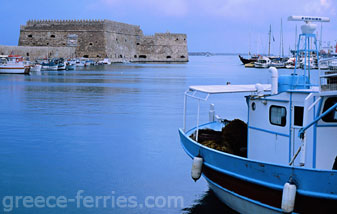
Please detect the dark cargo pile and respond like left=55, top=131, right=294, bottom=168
left=190, top=119, right=247, bottom=158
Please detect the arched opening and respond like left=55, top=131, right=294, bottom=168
left=83, top=55, right=89, bottom=58
left=116, top=38, right=118, bottom=41
left=180, top=55, right=186, bottom=58
left=139, top=55, right=147, bottom=59
left=134, top=55, right=137, bottom=58
left=136, top=43, right=140, bottom=45
left=89, top=43, right=93, bottom=46
left=27, top=34, right=33, bottom=38
left=119, top=55, right=123, bottom=58
left=50, top=35, right=55, bottom=38
left=26, top=53, right=29, bottom=56
left=176, top=38, right=179, bottom=41
left=46, top=43, right=49, bottom=45
left=166, top=56, right=172, bottom=59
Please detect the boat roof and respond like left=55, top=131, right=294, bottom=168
left=189, top=84, right=271, bottom=94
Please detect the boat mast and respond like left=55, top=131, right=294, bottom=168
left=319, top=23, right=322, bottom=51
left=268, top=24, right=271, bottom=56
left=295, top=25, right=297, bottom=53
left=280, top=18, right=284, bottom=57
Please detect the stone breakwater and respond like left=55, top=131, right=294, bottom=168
left=13, top=19, right=188, bottom=62
left=0, top=45, right=75, bottom=60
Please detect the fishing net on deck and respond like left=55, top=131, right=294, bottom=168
left=190, top=119, right=247, bottom=158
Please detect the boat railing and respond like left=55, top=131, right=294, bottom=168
left=319, top=58, right=337, bottom=93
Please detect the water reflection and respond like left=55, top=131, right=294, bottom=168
left=182, top=189, right=238, bottom=214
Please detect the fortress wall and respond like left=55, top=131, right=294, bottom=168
left=0, top=45, right=76, bottom=60
left=17, top=20, right=188, bottom=62
left=136, top=33, right=188, bottom=62
left=19, top=20, right=107, bottom=58
left=103, top=21, right=143, bottom=62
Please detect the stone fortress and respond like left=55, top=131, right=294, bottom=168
left=9, top=19, right=188, bottom=62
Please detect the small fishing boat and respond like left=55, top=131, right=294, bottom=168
left=328, top=59, right=337, bottom=70
left=30, top=64, right=42, bottom=72
left=179, top=16, right=336, bottom=214
left=0, top=55, right=30, bottom=74
left=41, top=59, right=58, bottom=71
left=254, top=56, right=271, bottom=68
left=98, top=58, right=111, bottom=65
left=65, top=62, right=76, bottom=70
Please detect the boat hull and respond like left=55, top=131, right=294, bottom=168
left=239, top=55, right=257, bottom=64
left=0, top=67, right=30, bottom=74
left=179, top=122, right=337, bottom=213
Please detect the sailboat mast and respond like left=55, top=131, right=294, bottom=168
left=279, top=18, right=284, bottom=57
left=320, top=23, right=323, bottom=51
left=268, top=24, right=271, bottom=56
left=281, top=18, right=284, bottom=58
left=295, top=25, right=297, bottom=53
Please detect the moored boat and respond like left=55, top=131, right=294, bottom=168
left=0, top=55, right=30, bottom=74
left=254, top=56, right=271, bottom=68
left=239, top=55, right=258, bottom=65
left=179, top=16, right=336, bottom=214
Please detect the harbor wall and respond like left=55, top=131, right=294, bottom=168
left=0, top=45, right=76, bottom=60
left=136, top=33, right=188, bottom=62
left=17, top=19, right=188, bottom=62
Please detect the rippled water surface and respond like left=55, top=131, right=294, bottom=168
left=0, top=56, right=304, bottom=213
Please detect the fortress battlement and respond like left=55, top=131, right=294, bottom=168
left=18, top=19, right=188, bottom=62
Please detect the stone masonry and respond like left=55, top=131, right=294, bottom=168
left=18, top=19, right=188, bottom=62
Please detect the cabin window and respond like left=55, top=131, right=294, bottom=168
left=252, top=102, right=256, bottom=111
left=322, top=97, right=337, bottom=122
left=269, top=105, right=286, bottom=127
left=294, top=106, right=304, bottom=126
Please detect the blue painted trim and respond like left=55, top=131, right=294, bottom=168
left=289, top=93, right=293, bottom=163
left=313, top=97, right=316, bottom=169
left=203, top=161, right=283, bottom=191
left=248, top=126, right=290, bottom=137
left=316, top=124, right=337, bottom=127
left=247, top=96, right=250, bottom=157
left=313, top=99, right=323, bottom=168
left=286, top=90, right=319, bottom=93
left=203, top=175, right=283, bottom=213
left=250, top=98, right=289, bottom=103
left=298, top=101, right=337, bottom=137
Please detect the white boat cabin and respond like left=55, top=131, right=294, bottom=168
left=184, top=68, right=337, bottom=171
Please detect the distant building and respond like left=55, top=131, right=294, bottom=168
left=18, top=19, right=188, bottom=62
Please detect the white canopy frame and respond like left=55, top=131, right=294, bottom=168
left=183, top=84, right=271, bottom=141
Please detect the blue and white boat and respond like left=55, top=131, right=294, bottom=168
left=179, top=16, right=336, bottom=213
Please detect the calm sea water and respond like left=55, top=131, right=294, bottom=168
left=0, top=56, right=306, bottom=213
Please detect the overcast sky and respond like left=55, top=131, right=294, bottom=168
left=1, top=0, right=336, bottom=54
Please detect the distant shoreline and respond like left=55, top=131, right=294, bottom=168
left=188, top=52, right=248, bottom=56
